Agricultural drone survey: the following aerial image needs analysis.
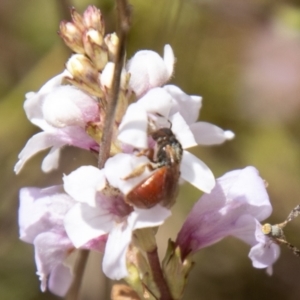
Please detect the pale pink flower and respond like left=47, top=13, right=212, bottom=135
left=63, top=164, right=171, bottom=280
left=176, top=167, right=279, bottom=273
left=18, top=186, right=75, bottom=296
left=19, top=185, right=107, bottom=296
left=15, top=70, right=99, bottom=174
left=126, top=44, right=175, bottom=97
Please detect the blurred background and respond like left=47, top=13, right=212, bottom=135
left=2, top=0, right=300, bottom=299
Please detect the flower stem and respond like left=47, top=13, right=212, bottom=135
left=67, top=2, right=131, bottom=298
left=98, top=0, right=131, bottom=169
left=66, top=250, right=89, bottom=300
left=146, top=247, right=173, bottom=300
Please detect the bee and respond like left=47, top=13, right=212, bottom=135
left=125, top=128, right=183, bottom=209
left=262, top=204, right=300, bottom=256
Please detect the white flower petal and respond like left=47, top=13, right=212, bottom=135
left=138, top=87, right=173, bottom=118
left=63, top=166, right=106, bottom=206
left=266, top=266, right=273, bottom=276
left=180, top=150, right=215, bottom=193
left=190, top=122, right=235, bottom=145
left=230, top=214, right=258, bottom=245
left=164, top=85, right=202, bottom=124
left=180, top=151, right=215, bottom=193
left=163, top=44, right=175, bottom=78
left=64, top=203, right=113, bottom=248
left=41, top=146, right=61, bottom=173
left=126, top=45, right=174, bottom=97
left=247, top=220, right=280, bottom=269
left=249, top=241, right=280, bottom=269
left=14, top=132, right=65, bottom=174
left=42, top=85, right=98, bottom=128
left=24, top=70, right=70, bottom=129
left=24, top=92, right=51, bottom=130
left=58, top=126, right=99, bottom=150
left=34, top=232, right=72, bottom=293
left=169, top=113, right=197, bottom=149
left=18, top=186, right=74, bottom=243
left=118, top=103, right=148, bottom=148
left=100, top=62, right=115, bottom=89
left=19, top=187, right=49, bottom=243
left=48, top=263, right=73, bottom=297
left=39, top=70, right=70, bottom=94
left=221, top=167, right=272, bottom=221
left=104, top=153, right=152, bottom=195
left=231, top=215, right=279, bottom=271
left=130, top=205, right=171, bottom=229
left=102, top=223, right=132, bottom=280
left=224, top=130, right=235, bottom=140
left=15, top=126, right=99, bottom=174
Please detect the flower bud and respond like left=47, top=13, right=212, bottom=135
left=126, top=45, right=175, bottom=97
left=125, top=245, right=159, bottom=299
left=66, top=54, right=96, bottom=80
left=70, top=7, right=85, bottom=33
left=83, top=30, right=108, bottom=71
left=100, top=62, right=128, bottom=90
left=100, top=62, right=114, bottom=89
left=42, top=85, right=99, bottom=128
left=59, top=21, right=85, bottom=54
left=83, top=5, right=105, bottom=35
left=105, top=33, right=119, bottom=62
left=86, top=29, right=104, bottom=46
left=66, top=54, right=103, bottom=97
left=162, top=240, right=194, bottom=300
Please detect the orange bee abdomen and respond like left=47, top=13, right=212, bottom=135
left=125, top=127, right=182, bottom=209
left=125, top=164, right=181, bottom=209
left=125, top=167, right=168, bottom=209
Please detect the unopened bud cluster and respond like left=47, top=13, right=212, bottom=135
left=60, top=6, right=129, bottom=109
left=59, top=6, right=130, bottom=151
left=59, top=6, right=107, bottom=69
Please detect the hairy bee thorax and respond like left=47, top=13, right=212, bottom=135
left=151, top=128, right=183, bottom=167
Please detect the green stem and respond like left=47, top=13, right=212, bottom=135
left=146, top=247, right=173, bottom=300
left=98, top=0, right=131, bottom=169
